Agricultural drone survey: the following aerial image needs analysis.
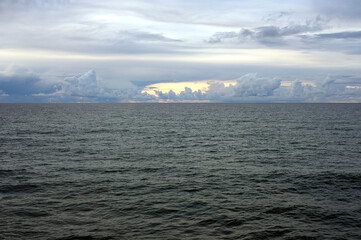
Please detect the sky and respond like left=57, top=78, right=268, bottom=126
left=0, top=0, right=361, bottom=102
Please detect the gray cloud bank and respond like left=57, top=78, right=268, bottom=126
left=0, top=65, right=56, bottom=95
left=0, top=1, right=184, bottom=55
left=1, top=1, right=361, bottom=102
left=47, top=69, right=155, bottom=102
left=1, top=66, right=360, bottom=102
left=2, top=0, right=360, bottom=56
left=0, top=66, right=149, bottom=102
left=315, top=31, right=361, bottom=39
left=207, top=26, right=361, bottom=55
left=313, top=0, right=361, bottom=20
left=153, top=74, right=361, bottom=103
left=208, top=18, right=324, bottom=44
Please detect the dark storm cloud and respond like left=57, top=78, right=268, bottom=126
left=0, top=65, right=56, bottom=95
left=0, top=66, right=153, bottom=102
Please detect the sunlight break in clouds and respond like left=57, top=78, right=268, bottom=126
left=142, top=80, right=237, bottom=97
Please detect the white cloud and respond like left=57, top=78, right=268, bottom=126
left=321, top=75, right=361, bottom=99
left=57, top=69, right=156, bottom=102
left=0, top=89, right=8, bottom=97
left=233, top=74, right=281, bottom=97
left=142, top=73, right=361, bottom=102
left=149, top=74, right=282, bottom=102
left=61, top=69, right=99, bottom=97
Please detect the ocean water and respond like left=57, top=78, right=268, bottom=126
left=0, top=103, right=361, bottom=240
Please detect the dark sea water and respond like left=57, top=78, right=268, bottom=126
left=1, top=103, right=361, bottom=240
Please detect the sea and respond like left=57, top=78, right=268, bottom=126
left=0, top=103, right=360, bottom=240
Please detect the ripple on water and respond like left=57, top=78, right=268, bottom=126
left=1, top=103, right=361, bottom=239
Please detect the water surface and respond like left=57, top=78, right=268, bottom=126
left=1, top=103, right=360, bottom=239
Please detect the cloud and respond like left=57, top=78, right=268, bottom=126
left=0, top=65, right=56, bottom=95
left=207, top=18, right=324, bottom=44
left=1, top=67, right=360, bottom=102
left=1, top=0, right=360, bottom=60
left=298, top=30, right=361, bottom=55
left=0, top=1, right=185, bottom=55
left=152, top=74, right=282, bottom=102
left=0, top=89, right=8, bottom=97
left=205, top=14, right=361, bottom=55
left=53, top=72, right=361, bottom=103
left=1, top=1, right=360, bottom=103
left=321, top=75, right=361, bottom=98
left=0, top=0, right=69, bottom=11
left=0, top=66, right=110, bottom=99
left=56, top=69, right=156, bottom=102
left=0, top=67, right=157, bottom=102
left=207, top=32, right=239, bottom=44
left=316, top=31, right=361, bottom=39
left=204, top=74, right=282, bottom=102
left=290, top=81, right=308, bottom=97
left=263, top=11, right=293, bottom=23
left=233, top=74, right=281, bottom=97
left=61, top=69, right=100, bottom=97
left=278, top=75, right=361, bottom=102
left=156, top=87, right=205, bottom=101
left=118, top=30, right=182, bottom=42
left=313, top=0, right=361, bottom=20
left=143, top=73, right=361, bottom=103
left=281, top=81, right=316, bottom=100
left=59, top=70, right=129, bottom=99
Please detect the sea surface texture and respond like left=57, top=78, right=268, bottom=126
left=1, top=103, right=361, bottom=240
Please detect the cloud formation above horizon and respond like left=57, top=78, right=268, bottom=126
left=0, top=0, right=360, bottom=102
left=1, top=66, right=360, bottom=103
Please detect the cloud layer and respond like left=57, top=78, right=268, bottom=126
left=0, top=1, right=361, bottom=102
left=208, top=18, right=324, bottom=44
left=140, top=74, right=360, bottom=103
left=0, top=65, right=56, bottom=95
left=148, top=74, right=361, bottom=102
left=1, top=66, right=360, bottom=102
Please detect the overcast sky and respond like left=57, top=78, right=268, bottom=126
left=1, top=0, right=361, bottom=102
